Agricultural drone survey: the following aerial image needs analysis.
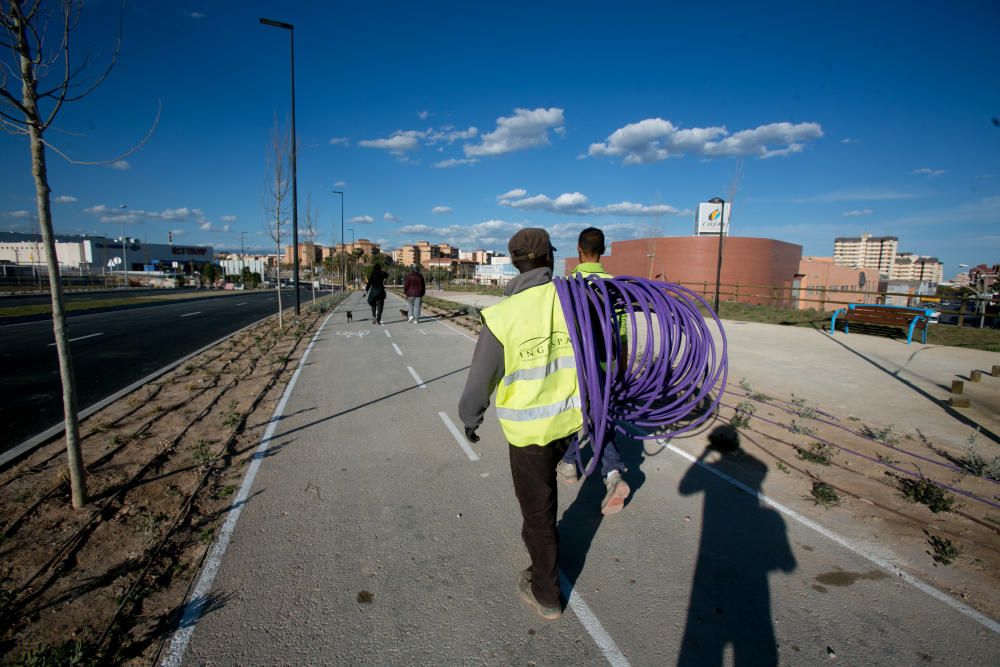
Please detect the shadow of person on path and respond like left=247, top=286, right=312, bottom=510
left=677, top=427, right=796, bottom=666
left=557, top=429, right=647, bottom=592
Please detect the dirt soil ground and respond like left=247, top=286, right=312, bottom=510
left=1, top=294, right=997, bottom=664
left=0, top=296, right=342, bottom=664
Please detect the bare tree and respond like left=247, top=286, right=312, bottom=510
left=0, top=1, right=154, bottom=508
left=264, top=115, right=290, bottom=329
left=304, top=194, right=318, bottom=306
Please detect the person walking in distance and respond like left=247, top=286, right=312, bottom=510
left=459, top=228, right=580, bottom=621
left=365, top=263, right=387, bottom=325
left=403, top=264, right=426, bottom=323
left=555, top=227, right=630, bottom=514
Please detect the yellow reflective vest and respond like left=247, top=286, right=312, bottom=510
left=480, top=282, right=582, bottom=447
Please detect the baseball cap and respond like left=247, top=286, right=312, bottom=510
left=508, top=228, right=557, bottom=262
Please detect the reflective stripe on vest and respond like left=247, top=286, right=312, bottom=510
left=481, top=281, right=582, bottom=447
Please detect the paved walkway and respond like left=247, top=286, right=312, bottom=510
left=165, top=290, right=1000, bottom=665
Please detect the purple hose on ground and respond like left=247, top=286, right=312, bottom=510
left=555, top=275, right=729, bottom=477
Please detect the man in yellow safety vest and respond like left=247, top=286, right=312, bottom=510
left=555, top=227, right=630, bottom=515
left=459, top=228, right=579, bottom=621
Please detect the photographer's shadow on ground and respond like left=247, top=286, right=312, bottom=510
left=677, top=426, right=796, bottom=666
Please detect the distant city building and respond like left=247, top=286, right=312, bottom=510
left=284, top=242, right=324, bottom=267
left=794, top=257, right=877, bottom=311
left=968, top=264, right=999, bottom=290
left=952, top=271, right=970, bottom=287
left=475, top=262, right=518, bottom=286
left=833, top=233, right=899, bottom=276
left=328, top=238, right=380, bottom=259
left=891, top=253, right=943, bottom=284
left=0, top=232, right=213, bottom=272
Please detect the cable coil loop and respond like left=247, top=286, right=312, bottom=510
left=555, top=275, right=729, bottom=476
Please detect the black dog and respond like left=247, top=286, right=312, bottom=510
left=346, top=310, right=353, bottom=322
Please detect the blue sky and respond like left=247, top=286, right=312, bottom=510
left=2, top=0, right=998, bottom=276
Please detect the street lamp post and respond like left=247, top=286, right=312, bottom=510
left=240, top=231, right=247, bottom=282
left=708, top=197, right=726, bottom=313
left=120, top=204, right=128, bottom=288
left=958, top=264, right=988, bottom=329
left=260, top=17, right=300, bottom=314
left=332, top=190, right=344, bottom=292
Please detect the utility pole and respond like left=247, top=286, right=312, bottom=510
left=332, top=190, right=344, bottom=292
left=120, top=204, right=128, bottom=288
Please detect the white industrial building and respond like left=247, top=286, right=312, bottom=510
left=0, top=232, right=214, bottom=273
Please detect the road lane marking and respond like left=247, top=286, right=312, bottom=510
left=161, top=308, right=339, bottom=666
left=559, top=571, right=631, bottom=666
left=663, top=440, right=1000, bottom=636
left=236, top=302, right=247, bottom=306
left=407, top=365, right=426, bottom=389
left=47, top=332, right=103, bottom=346
left=438, top=412, right=479, bottom=462
left=384, top=329, right=391, bottom=338
left=180, top=311, right=201, bottom=318
left=392, top=343, right=402, bottom=356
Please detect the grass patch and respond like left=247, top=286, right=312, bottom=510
left=737, top=378, right=772, bottom=402
left=795, top=442, right=835, bottom=465
left=810, top=481, right=840, bottom=508
left=789, top=420, right=816, bottom=437
left=861, top=423, right=899, bottom=447
left=891, top=473, right=955, bottom=513
left=924, top=531, right=961, bottom=566
left=789, top=395, right=818, bottom=420
left=729, top=400, right=756, bottom=430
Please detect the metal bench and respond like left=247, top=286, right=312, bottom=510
left=829, top=304, right=934, bottom=344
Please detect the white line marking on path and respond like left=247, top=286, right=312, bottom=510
left=392, top=343, right=402, bottom=356
left=180, top=311, right=201, bottom=318
left=438, top=412, right=479, bottom=461
left=384, top=329, right=391, bottom=338
left=559, top=571, right=631, bottom=666
left=418, top=328, right=426, bottom=335
left=662, top=441, right=1000, bottom=636
left=407, top=365, right=426, bottom=389
left=160, top=308, right=339, bottom=666
left=48, top=332, right=102, bottom=346
left=236, top=302, right=247, bottom=306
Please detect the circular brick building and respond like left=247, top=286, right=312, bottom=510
left=589, top=236, right=803, bottom=306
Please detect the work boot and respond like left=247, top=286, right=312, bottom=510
left=517, top=569, right=561, bottom=621
left=555, top=460, right=578, bottom=484
left=601, top=470, right=630, bottom=515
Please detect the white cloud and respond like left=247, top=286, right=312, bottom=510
left=348, top=215, right=374, bottom=224
left=464, top=107, right=565, bottom=157
left=431, top=206, right=452, bottom=214
left=384, top=212, right=400, bottom=223
left=54, top=195, right=77, bottom=204
left=398, top=224, right=435, bottom=235
left=84, top=204, right=112, bottom=215
left=358, top=130, right=425, bottom=155
left=498, top=188, right=527, bottom=201
left=220, top=215, right=237, bottom=222
left=329, top=137, right=349, bottom=146
left=426, top=126, right=477, bottom=145
left=497, top=190, right=684, bottom=217
left=185, top=11, right=205, bottom=19
left=170, top=228, right=186, bottom=236
left=417, top=110, right=430, bottom=120
left=589, top=118, right=822, bottom=164
left=110, top=160, right=131, bottom=170
left=397, top=219, right=526, bottom=251
left=334, top=180, right=346, bottom=187
left=842, top=209, right=873, bottom=217
left=199, top=222, right=212, bottom=231
left=913, top=167, right=946, bottom=177
left=840, top=138, right=861, bottom=144
left=433, top=158, right=478, bottom=168
left=1, top=210, right=31, bottom=218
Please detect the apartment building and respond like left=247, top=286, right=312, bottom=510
left=833, top=233, right=899, bottom=275
left=891, top=253, right=943, bottom=284
left=326, top=238, right=380, bottom=259
left=284, top=242, right=324, bottom=267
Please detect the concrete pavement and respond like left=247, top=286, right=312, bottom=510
left=168, top=289, right=1000, bottom=665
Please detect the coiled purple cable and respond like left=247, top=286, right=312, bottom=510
left=555, top=275, right=728, bottom=476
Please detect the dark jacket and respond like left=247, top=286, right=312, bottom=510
left=458, top=267, right=552, bottom=430
left=365, top=268, right=386, bottom=303
left=404, top=270, right=426, bottom=297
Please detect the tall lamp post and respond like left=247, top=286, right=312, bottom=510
left=958, top=263, right=989, bottom=329
left=119, top=204, right=128, bottom=288
left=239, top=231, right=247, bottom=281
left=708, top=197, right=726, bottom=313
left=260, top=17, right=300, bottom=314
left=332, top=190, right=344, bottom=292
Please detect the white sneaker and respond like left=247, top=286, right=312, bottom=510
left=408, top=316, right=414, bottom=322
left=601, top=470, right=630, bottom=515
left=555, top=460, right=578, bottom=484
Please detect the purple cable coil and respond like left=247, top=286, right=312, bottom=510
left=554, top=274, right=729, bottom=477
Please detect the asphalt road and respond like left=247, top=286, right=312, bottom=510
left=170, top=290, right=1000, bottom=666
left=0, top=287, right=207, bottom=309
left=0, top=288, right=309, bottom=452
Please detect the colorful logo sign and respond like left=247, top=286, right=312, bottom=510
left=708, top=209, right=721, bottom=221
